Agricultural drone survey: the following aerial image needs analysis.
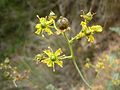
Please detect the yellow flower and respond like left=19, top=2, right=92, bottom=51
left=112, top=79, right=120, bottom=86
left=80, top=12, right=94, bottom=22
left=35, top=47, right=65, bottom=71
left=90, top=25, right=102, bottom=32
left=77, top=21, right=95, bottom=43
left=77, top=21, right=102, bottom=43
left=96, top=61, right=105, bottom=69
left=80, top=21, right=88, bottom=32
left=35, top=16, right=53, bottom=36
left=87, top=35, right=95, bottom=43
left=34, top=54, right=45, bottom=64
left=76, top=11, right=103, bottom=43
left=85, top=63, right=91, bottom=68
left=84, top=58, right=92, bottom=68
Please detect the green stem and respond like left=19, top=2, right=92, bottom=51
left=69, top=36, right=76, bottom=43
left=53, top=20, right=59, bottom=31
left=59, top=55, right=72, bottom=60
left=62, top=32, right=92, bottom=89
left=13, top=80, right=17, bottom=87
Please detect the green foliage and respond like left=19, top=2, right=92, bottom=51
left=1, top=1, right=119, bottom=89
left=46, top=84, right=58, bottom=90
left=0, top=58, right=29, bottom=87
left=0, top=0, right=29, bottom=60
left=107, top=52, right=120, bottom=90
left=84, top=52, right=120, bottom=89
left=0, top=0, right=58, bottom=60
left=110, top=27, right=120, bottom=36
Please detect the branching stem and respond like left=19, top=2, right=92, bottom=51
left=62, top=32, right=92, bottom=89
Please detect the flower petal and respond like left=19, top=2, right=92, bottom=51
left=40, top=18, right=47, bottom=23
left=91, top=25, right=102, bottom=32
left=34, top=54, right=43, bottom=61
left=55, top=60, right=63, bottom=67
left=41, top=59, right=53, bottom=67
left=45, top=28, right=53, bottom=35
left=46, top=19, right=53, bottom=25
left=87, top=35, right=95, bottom=43
left=35, top=24, right=41, bottom=29
left=81, top=21, right=88, bottom=33
left=81, top=21, right=87, bottom=27
left=35, top=29, right=42, bottom=35
left=43, top=50, right=52, bottom=57
left=55, top=48, right=62, bottom=56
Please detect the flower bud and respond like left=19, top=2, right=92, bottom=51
left=48, top=11, right=57, bottom=20
left=80, top=12, right=93, bottom=22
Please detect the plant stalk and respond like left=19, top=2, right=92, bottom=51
left=62, top=32, right=92, bottom=89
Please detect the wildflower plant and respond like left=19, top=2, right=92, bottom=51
left=0, top=58, right=29, bottom=87
left=70, top=12, right=102, bottom=43
left=34, top=47, right=70, bottom=72
left=34, top=11, right=103, bottom=89
left=84, top=54, right=120, bottom=87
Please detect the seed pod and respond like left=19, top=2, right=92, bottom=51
left=57, top=16, right=69, bottom=30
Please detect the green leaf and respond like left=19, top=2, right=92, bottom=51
left=109, top=27, right=120, bottom=36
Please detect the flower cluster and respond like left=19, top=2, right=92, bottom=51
left=34, top=11, right=103, bottom=72
left=75, top=12, right=102, bottom=43
left=84, top=56, right=107, bottom=77
left=35, top=11, right=70, bottom=37
left=34, top=47, right=68, bottom=71
left=0, top=58, right=29, bottom=87
left=34, top=11, right=103, bottom=88
left=112, top=78, right=120, bottom=86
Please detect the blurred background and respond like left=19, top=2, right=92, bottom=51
left=0, top=0, right=120, bottom=90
